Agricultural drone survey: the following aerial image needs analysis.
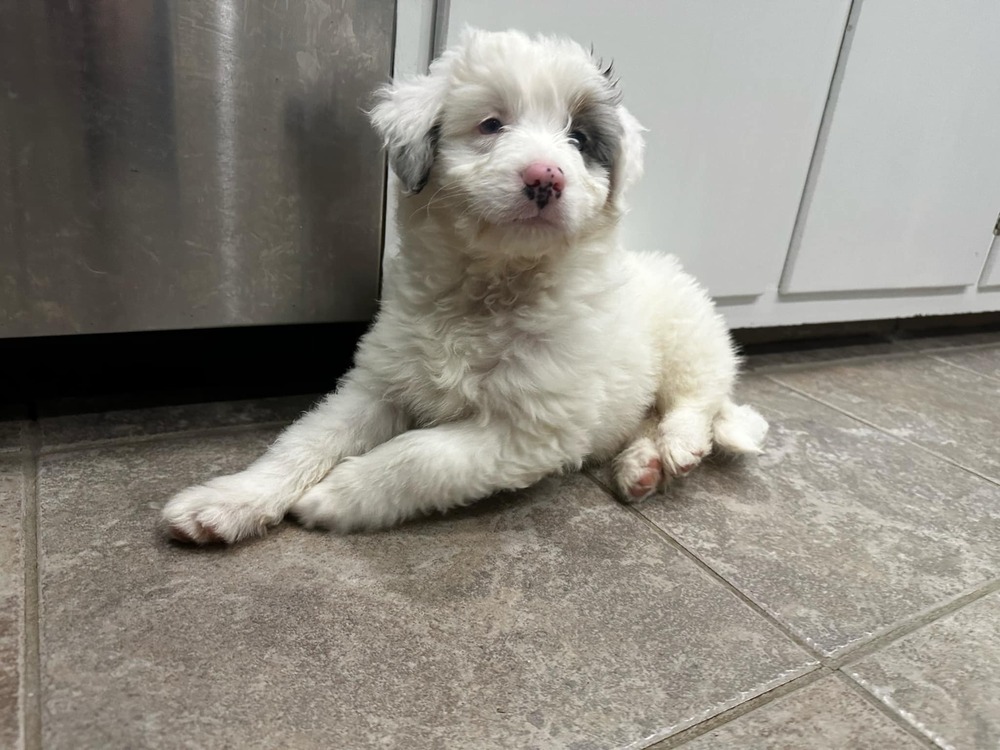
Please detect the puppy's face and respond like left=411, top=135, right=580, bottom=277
left=370, top=30, right=645, bottom=257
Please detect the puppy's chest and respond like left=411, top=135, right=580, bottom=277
left=387, top=309, right=573, bottom=421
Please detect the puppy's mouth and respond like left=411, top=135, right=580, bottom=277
left=512, top=213, right=558, bottom=228
left=471, top=188, right=568, bottom=232
left=492, top=204, right=565, bottom=230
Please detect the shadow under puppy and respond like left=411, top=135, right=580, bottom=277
left=163, top=28, right=768, bottom=544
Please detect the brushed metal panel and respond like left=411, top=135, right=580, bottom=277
left=0, top=0, right=393, bottom=337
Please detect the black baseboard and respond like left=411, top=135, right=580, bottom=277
left=0, top=322, right=368, bottom=413
left=732, top=311, right=1000, bottom=355
left=2, top=311, right=998, bottom=414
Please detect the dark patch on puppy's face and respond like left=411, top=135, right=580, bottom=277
left=569, top=97, right=623, bottom=173
left=390, top=123, right=441, bottom=194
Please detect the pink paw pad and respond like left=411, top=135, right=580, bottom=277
left=673, top=450, right=707, bottom=477
left=628, top=458, right=663, bottom=498
left=168, top=521, right=224, bottom=545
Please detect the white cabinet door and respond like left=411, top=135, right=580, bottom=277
left=447, top=0, right=849, bottom=299
left=781, top=0, right=1000, bottom=295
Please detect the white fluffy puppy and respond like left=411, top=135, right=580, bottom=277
left=163, top=29, right=768, bottom=544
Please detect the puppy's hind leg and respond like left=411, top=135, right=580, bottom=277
left=655, top=382, right=768, bottom=476
left=161, top=376, right=406, bottom=544
left=653, top=338, right=736, bottom=478
left=652, top=306, right=741, bottom=478
left=656, top=402, right=715, bottom=478
left=612, top=396, right=764, bottom=503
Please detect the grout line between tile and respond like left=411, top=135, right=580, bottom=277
left=746, top=338, right=1000, bottom=375
left=744, top=340, right=1000, bottom=375
left=583, top=472, right=825, bottom=664
left=833, top=670, right=941, bottom=749
left=20, top=422, right=42, bottom=750
left=763, top=375, right=1000, bottom=489
left=38, top=419, right=290, bottom=457
left=745, top=348, right=925, bottom=375
left=645, top=668, right=828, bottom=749
left=586, top=471, right=1000, bottom=749
left=829, top=576, right=1000, bottom=671
left=586, top=463, right=1000, bottom=671
left=927, top=354, right=1000, bottom=385
left=917, top=340, right=1000, bottom=355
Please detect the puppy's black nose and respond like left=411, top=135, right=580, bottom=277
left=521, top=161, right=565, bottom=209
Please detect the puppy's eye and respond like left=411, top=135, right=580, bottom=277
left=478, top=117, right=504, bottom=135
left=568, top=130, right=588, bottom=150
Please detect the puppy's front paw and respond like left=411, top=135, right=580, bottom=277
left=162, top=474, right=276, bottom=544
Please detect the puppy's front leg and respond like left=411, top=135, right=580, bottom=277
left=290, top=421, right=563, bottom=532
left=162, top=376, right=405, bottom=544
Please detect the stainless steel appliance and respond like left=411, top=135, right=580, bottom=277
left=0, top=0, right=394, bottom=337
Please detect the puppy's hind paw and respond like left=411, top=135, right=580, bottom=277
left=657, top=409, right=712, bottom=478
left=613, top=437, right=665, bottom=503
left=659, top=440, right=709, bottom=478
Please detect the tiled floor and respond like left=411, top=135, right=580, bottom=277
left=3, top=332, right=1000, bottom=749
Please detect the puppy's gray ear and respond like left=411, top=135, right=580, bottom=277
left=369, top=73, right=448, bottom=194
left=611, top=106, right=646, bottom=206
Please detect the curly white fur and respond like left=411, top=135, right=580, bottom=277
left=162, top=29, right=768, bottom=543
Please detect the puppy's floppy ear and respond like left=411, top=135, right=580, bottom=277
left=611, top=106, right=647, bottom=206
left=368, top=72, right=449, bottom=194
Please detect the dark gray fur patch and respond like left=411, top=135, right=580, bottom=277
left=390, top=123, right=440, bottom=194
left=571, top=99, right=622, bottom=172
